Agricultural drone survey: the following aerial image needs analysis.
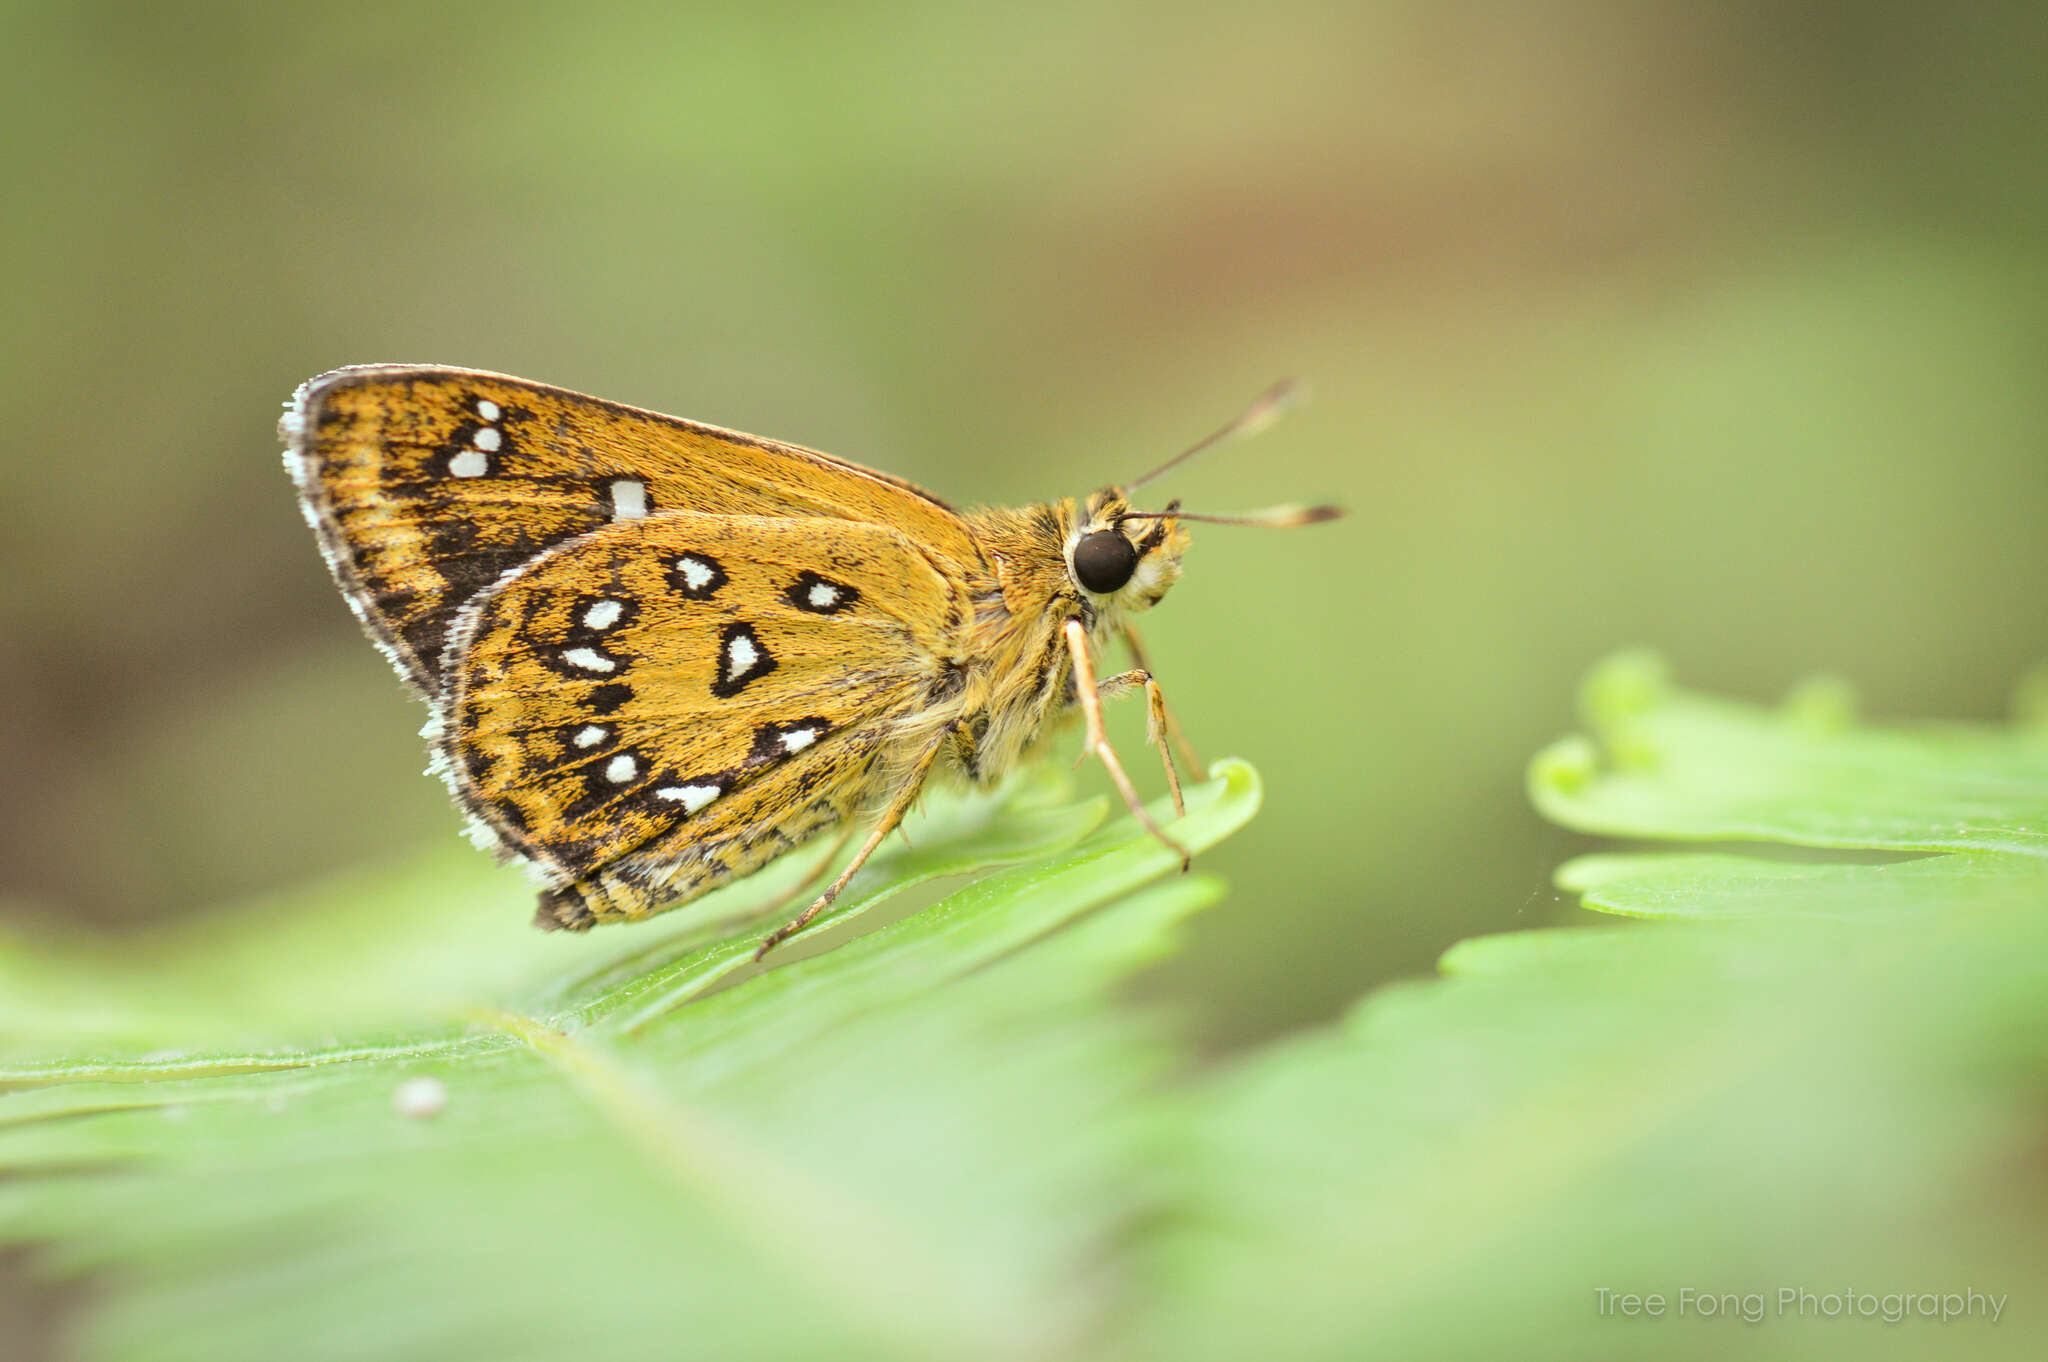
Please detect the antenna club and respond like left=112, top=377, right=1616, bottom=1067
left=1123, top=503, right=1346, bottom=529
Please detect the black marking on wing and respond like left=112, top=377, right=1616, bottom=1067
left=459, top=694, right=496, bottom=787
left=668, top=552, right=728, bottom=600
left=623, top=768, right=739, bottom=822
left=587, top=681, right=634, bottom=714
left=711, top=621, right=776, bottom=698
left=568, top=594, right=641, bottom=637
left=553, top=721, right=613, bottom=763
left=494, top=799, right=530, bottom=834
left=576, top=748, right=648, bottom=807
left=746, top=717, right=833, bottom=769
left=432, top=417, right=517, bottom=477
left=784, top=570, right=860, bottom=615
left=545, top=641, right=628, bottom=680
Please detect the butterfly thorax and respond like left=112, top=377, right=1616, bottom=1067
left=935, top=491, right=1188, bottom=789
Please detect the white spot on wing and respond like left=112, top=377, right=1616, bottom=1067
left=582, top=599, right=625, bottom=630
left=657, top=784, right=722, bottom=813
left=727, top=633, right=759, bottom=673
left=780, top=726, right=820, bottom=754
left=449, top=448, right=489, bottom=477
left=605, top=753, right=639, bottom=784
left=562, top=647, right=615, bottom=673
left=573, top=724, right=608, bottom=748
left=808, top=582, right=839, bottom=609
left=678, top=556, right=714, bottom=590
left=475, top=399, right=501, bottom=421
left=610, top=479, right=647, bottom=519
left=472, top=426, right=502, bottom=452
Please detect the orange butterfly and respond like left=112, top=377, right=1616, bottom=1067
left=283, top=366, right=1337, bottom=958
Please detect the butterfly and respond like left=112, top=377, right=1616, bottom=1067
left=282, top=365, right=1339, bottom=959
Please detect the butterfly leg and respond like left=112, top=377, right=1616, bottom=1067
left=751, top=736, right=946, bottom=962
left=1063, top=620, right=1192, bottom=870
left=1121, top=623, right=1202, bottom=775
left=1093, top=669, right=1185, bottom=817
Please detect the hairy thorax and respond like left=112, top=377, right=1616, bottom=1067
left=901, top=500, right=1116, bottom=790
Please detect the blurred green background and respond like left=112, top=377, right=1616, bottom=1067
left=4, top=2, right=2046, bottom=1042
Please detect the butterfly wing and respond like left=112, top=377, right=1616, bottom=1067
left=437, top=510, right=970, bottom=927
left=282, top=364, right=985, bottom=694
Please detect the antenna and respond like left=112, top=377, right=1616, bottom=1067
left=1121, top=504, right=1345, bottom=528
left=1124, top=379, right=1306, bottom=492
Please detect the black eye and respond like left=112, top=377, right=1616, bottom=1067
left=1072, top=530, right=1139, bottom=594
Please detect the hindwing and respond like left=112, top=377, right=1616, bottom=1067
left=438, top=511, right=968, bottom=924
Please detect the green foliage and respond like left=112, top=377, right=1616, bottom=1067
left=0, top=763, right=1257, bottom=1362
left=1139, top=655, right=2048, bottom=1361
left=7, top=659, right=2048, bottom=1361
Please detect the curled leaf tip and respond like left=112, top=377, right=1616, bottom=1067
left=1527, top=735, right=1599, bottom=802
left=1579, top=650, right=1671, bottom=727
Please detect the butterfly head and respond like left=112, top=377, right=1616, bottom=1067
left=1066, top=490, right=1189, bottom=613
left=1059, top=378, right=1343, bottom=618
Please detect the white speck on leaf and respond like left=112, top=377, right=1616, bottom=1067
left=393, top=1076, right=449, bottom=1120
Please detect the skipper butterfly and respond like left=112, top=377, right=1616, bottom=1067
left=283, top=366, right=1338, bottom=958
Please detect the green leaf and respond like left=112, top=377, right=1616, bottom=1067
left=16, top=654, right=2048, bottom=1361
left=0, top=763, right=1260, bottom=1362
left=1528, top=650, right=2048, bottom=855
left=1130, top=658, right=2048, bottom=1361
left=1554, top=849, right=2048, bottom=921
left=0, top=758, right=1145, bottom=1071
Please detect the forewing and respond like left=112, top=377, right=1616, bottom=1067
left=282, top=364, right=984, bottom=693
left=438, top=511, right=967, bottom=921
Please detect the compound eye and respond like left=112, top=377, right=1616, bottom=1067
left=1072, top=529, right=1139, bottom=594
